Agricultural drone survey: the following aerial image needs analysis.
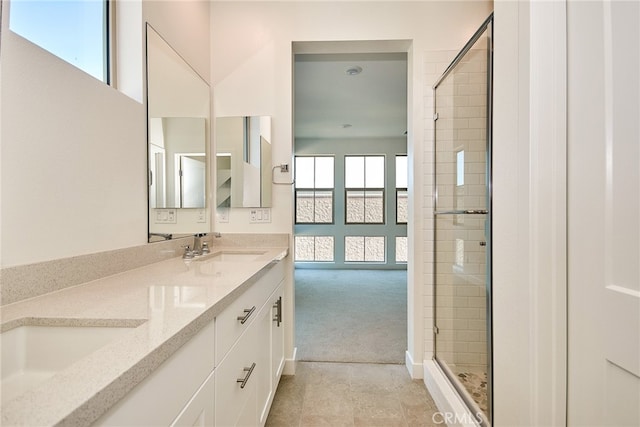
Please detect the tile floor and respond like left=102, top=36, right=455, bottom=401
left=265, top=362, right=442, bottom=427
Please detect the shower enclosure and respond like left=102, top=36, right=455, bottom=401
left=433, top=15, right=493, bottom=424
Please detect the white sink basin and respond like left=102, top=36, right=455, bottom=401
left=194, top=250, right=267, bottom=262
left=1, top=324, right=138, bottom=404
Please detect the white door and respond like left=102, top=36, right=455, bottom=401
left=567, top=1, right=640, bottom=425
left=180, top=154, right=206, bottom=208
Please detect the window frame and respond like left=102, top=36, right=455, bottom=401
left=344, top=155, right=386, bottom=225
left=9, top=0, right=112, bottom=84
left=344, top=235, right=387, bottom=263
left=294, top=155, right=335, bottom=225
left=294, top=235, right=335, bottom=262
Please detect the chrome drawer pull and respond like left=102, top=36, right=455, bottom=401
left=273, top=296, right=282, bottom=327
left=236, top=363, right=256, bottom=389
left=237, top=306, right=256, bottom=324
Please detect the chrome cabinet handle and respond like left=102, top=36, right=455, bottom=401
left=237, top=306, right=256, bottom=324
left=273, top=296, right=282, bottom=327
left=236, top=363, right=256, bottom=389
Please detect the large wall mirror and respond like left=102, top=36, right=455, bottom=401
left=216, top=116, right=272, bottom=208
left=147, top=24, right=211, bottom=241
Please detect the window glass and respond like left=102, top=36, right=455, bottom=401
left=396, top=190, right=408, bottom=223
left=396, top=236, right=408, bottom=263
left=365, top=156, right=385, bottom=188
left=314, top=236, right=334, bottom=261
left=295, top=157, right=315, bottom=188
left=295, top=190, right=315, bottom=223
left=345, top=156, right=365, bottom=188
left=456, top=150, right=465, bottom=186
left=345, top=236, right=385, bottom=262
left=313, top=191, right=333, bottom=223
left=396, top=155, right=408, bottom=188
left=315, top=157, right=334, bottom=188
left=10, top=0, right=108, bottom=82
left=294, top=236, right=334, bottom=262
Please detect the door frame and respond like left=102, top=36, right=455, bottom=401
left=291, top=40, right=424, bottom=378
left=492, top=1, right=568, bottom=425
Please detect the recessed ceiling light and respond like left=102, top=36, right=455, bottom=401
left=345, top=66, right=362, bottom=76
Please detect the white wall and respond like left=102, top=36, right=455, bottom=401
left=493, top=0, right=567, bottom=425
left=210, top=0, right=493, bottom=376
left=0, top=0, right=210, bottom=267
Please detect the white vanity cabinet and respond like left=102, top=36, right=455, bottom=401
left=95, top=320, right=216, bottom=427
left=215, top=263, right=285, bottom=427
left=94, top=260, right=286, bottom=427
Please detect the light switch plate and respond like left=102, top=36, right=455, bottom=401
left=249, top=208, right=271, bottom=223
left=155, top=209, right=177, bottom=224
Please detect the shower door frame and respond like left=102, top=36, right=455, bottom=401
left=432, top=13, right=493, bottom=425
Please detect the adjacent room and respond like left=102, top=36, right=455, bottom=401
left=292, top=50, right=409, bottom=365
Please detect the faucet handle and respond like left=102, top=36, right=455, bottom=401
left=202, top=242, right=210, bottom=254
left=182, top=245, right=194, bottom=259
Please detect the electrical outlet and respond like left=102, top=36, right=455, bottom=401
left=217, top=208, right=229, bottom=223
left=280, top=164, right=289, bottom=173
left=197, top=210, right=206, bottom=223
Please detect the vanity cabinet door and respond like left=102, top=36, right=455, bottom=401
left=94, top=320, right=215, bottom=426
left=271, top=281, right=285, bottom=388
left=256, top=298, right=272, bottom=425
left=170, top=370, right=215, bottom=427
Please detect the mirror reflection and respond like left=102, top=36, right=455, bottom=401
left=147, top=24, right=211, bottom=241
left=149, top=117, right=206, bottom=208
left=216, top=116, right=272, bottom=208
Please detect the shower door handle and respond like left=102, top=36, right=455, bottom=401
left=434, top=209, right=488, bottom=215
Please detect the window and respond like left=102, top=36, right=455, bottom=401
left=456, top=150, right=465, bottom=187
left=345, top=236, right=386, bottom=262
left=396, top=155, right=408, bottom=224
left=345, top=156, right=385, bottom=224
left=10, top=0, right=109, bottom=82
left=295, top=156, right=334, bottom=224
left=295, top=236, right=334, bottom=262
left=396, top=236, right=408, bottom=263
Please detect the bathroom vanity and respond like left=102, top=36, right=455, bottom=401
left=0, top=239, right=288, bottom=426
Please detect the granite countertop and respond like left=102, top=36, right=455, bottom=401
left=0, top=246, right=288, bottom=426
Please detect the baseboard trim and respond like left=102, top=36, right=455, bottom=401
left=283, top=347, right=297, bottom=375
left=405, top=351, right=424, bottom=379
left=423, top=359, right=482, bottom=427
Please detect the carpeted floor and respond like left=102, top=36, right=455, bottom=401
left=295, top=269, right=407, bottom=364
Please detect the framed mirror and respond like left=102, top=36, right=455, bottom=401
left=147, top=24, right=211, bottom=241
left=215, top=116, right=272, bottom=208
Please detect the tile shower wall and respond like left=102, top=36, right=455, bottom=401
left=424, top=46, right=488, bottom=370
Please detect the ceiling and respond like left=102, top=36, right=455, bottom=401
left=294, top=53, right=408, bottom=140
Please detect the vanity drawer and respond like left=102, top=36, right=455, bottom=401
left=215, top=261, right=283, bottom=364
left=214, top=313, right=260, bottom=427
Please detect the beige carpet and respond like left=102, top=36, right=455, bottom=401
left=295, top=269, right=407, bottom=364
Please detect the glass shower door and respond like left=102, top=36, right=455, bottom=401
left=433, top=16, right=492, bottom=424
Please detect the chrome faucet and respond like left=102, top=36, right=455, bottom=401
left=193, top=233, right=207, bottom=256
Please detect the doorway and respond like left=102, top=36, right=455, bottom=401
left=292, top=46, right=409, bottom=364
